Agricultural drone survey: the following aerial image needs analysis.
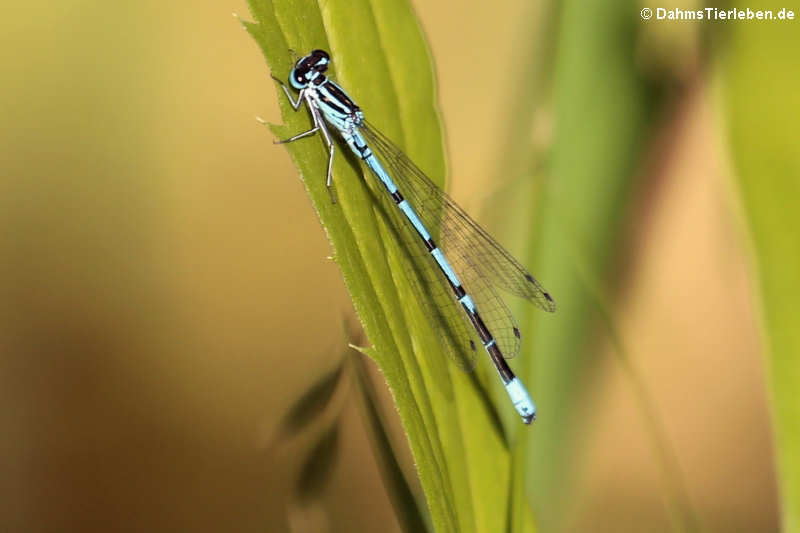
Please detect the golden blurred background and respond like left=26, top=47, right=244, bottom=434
left=0, top=0, right=785, bottom=532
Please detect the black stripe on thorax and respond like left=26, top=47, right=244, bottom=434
left=322, top=81, right=360, bottom=113
left=317, top=91, right=348, bottom=115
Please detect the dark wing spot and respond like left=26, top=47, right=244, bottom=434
left=469, top=340, right=476, bottom=351
left=544, top=292, right=553, bottom=302
left=513, top=327, right=521, bottom=339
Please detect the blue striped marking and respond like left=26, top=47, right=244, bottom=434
left=430, top=247, right=460, bottom=287
left=458, top=293, right=476, bottom=313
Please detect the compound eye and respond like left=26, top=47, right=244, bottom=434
left=293, top=54, right=307, bottom=70
left=310, top=49, right=330, bottom=61
left=309, top=49, right=330, bottom=72
left=290, top=68, right=310, bottom=89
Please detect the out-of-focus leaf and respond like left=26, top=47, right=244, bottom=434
left=585, top=269, right=700, bottom=531
left=351, top=351, right=431, bottom=533
left=510, top=1, right=664, bottom=530
left=294, top=422, right=341, bottom=502
left=277, top=362, right=345, bottom=439
left=723, top=4, right=800, bottom=531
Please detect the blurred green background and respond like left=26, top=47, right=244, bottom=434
left=1, top=0, right=795, bottom=532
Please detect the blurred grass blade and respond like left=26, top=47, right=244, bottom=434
left=350, top=350, right=431, bottom=533
left=243, top=1, right=518, bottom=531
left=294, top=422, right=341, bottom=502
left=513, top=1, right=664, bottom=529
left=723, top=5, right=800, bottom=531
left=574, top=256, right=700, bottom=532
left=278, top=362, right=345, bottom=439
left=508, top=463, right=538, bottom=533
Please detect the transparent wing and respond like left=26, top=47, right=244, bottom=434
left=361, top=155, right=479, bottom=371
left=361, top=121, right=556, bottom=313
left=360, top=122, right=553, bottom=360
left=369, top=137, right=521, bottom=360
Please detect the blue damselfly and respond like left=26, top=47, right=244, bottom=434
left=270, top=49, right=555, bottom=424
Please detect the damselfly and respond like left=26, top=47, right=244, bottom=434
left=270, top=49, right=555, bottom=424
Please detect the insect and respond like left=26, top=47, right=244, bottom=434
left=271, top=49, right=555, bottom=423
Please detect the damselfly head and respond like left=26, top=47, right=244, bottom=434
left=289, top=49, right=331, bottom=89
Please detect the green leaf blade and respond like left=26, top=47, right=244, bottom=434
left=244, top=1, right=518, bottom=532
left=723, top=5, right=800, bottom=531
